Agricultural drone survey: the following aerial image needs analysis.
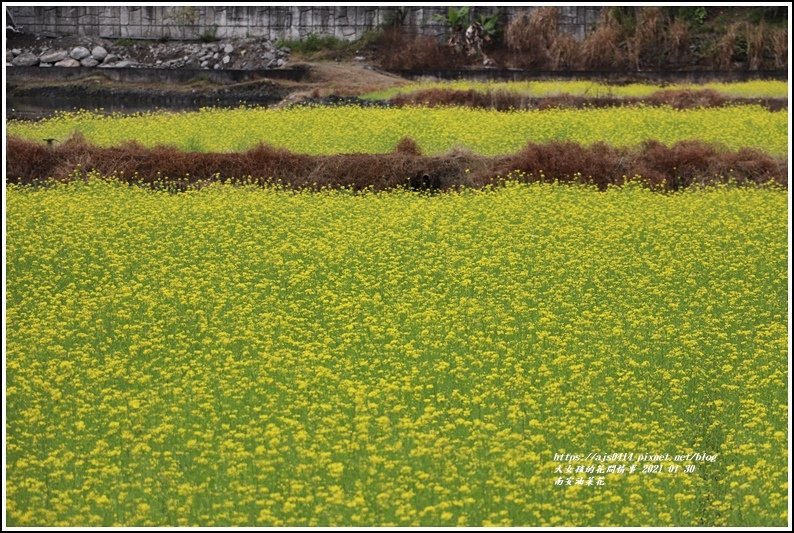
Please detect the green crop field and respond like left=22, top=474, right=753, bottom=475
left=7, top=104, right=787, bottom=155
left=6, top=179, right=788, bottom=527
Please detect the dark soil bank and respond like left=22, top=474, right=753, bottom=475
left=6, top=79, right=290, bottom=120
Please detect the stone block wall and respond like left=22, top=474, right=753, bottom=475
left=8, top=6, right=603, bottom=42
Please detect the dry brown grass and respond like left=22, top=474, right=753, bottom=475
left=505, top=7, right=559, bottom=68
left=580, top=9, right=626, bottom=70
left=714, top=22, right=741, bottom=70
left=393, top=136, right=423, bottom=156
left=645, top=89, right=727, bottom=108
left=665, top=18, right=691, bottom=66
left=770, top=27, right=788, bottom=69
left=376, top=28, right=457, bottom=70
left=497, top=139, right=785, bottom=191
left=746, top=21, right=766, bottom=71
left=389, top=88, right=786, bottom=112
left=628, top=7, right=666, bottom=70
left=373, top=9, right=787, bottom=72
left=390, top=88, right=529, bottom=110
left=549, top=33, right=580, bottom=70
left=7, top=135, right=786, bottom=193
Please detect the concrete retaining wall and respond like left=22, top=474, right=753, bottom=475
left=8, top=6, right=603, bottom=42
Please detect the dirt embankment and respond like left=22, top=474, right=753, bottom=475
left=6, top=61, right=409, bottom=119
left=7, top=135, right=786, bottom=192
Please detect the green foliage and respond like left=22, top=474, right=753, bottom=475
left=184, top=136, right=205, bottom=152
left=748, top=6, right=788, bottom=24
left=356, top=29, right=383, bottom=48
left=477, top=13, right=500, bottom=38
left=608, top=6, right=637, bottom=34
left=432, top=6, right=471, bottom=31
left=276, top=33, right=348, bottom=55
left=675, top=6, right=708, bottom=26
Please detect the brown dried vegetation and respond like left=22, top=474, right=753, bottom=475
left=770, top=28, right=788, bottom=69
left=505, top=7, right=560, bottom=68
left=376, top=28, right=460, bottom=70
left=746, top=21, right=767, bottom=71
left=7, top=135, right=786, bottom=193
left=714, top=23, right=741, bottom=70
left=389, top=88, right=786, bottom=112
left=628, top=7, right=667, bottom=70
left=579, top=10, right=627, bottom=70
left=381, top=7, right=787, bottom=71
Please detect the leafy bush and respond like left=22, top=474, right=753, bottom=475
left=276, top=33, right=348, bottom=55
left=432, top=6, right=470, bottom=31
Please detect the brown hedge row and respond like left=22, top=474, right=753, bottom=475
left=388, top=88, right=787, bottom=112
left=7, top=134, right=786, bottom=192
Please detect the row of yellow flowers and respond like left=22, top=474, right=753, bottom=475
left=7, top=104, right=787, bottom=156
left=362, top=79, right=789, bottom=100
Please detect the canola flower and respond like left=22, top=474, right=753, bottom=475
left=6, top=104, right=787, bottom=156
left=6, top=178, right=788, bottom=527
left=362, top=79, right=789, bottom=100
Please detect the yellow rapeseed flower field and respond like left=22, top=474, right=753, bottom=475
left=362, top=79, right=789, bottom=100
left=6, top=104, right=787, bottom=155
left=6, top=179, right=787, bottom=526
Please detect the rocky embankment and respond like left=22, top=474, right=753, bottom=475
left=6, top=35, right=291, bottom=70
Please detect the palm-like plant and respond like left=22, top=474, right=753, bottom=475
left=433, top=6, right=470, bottom=31
left=433, top=7, right=471, bottom=54
left=477, top=13, right=499, bottom=39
